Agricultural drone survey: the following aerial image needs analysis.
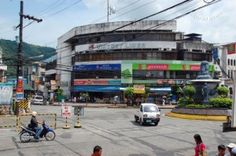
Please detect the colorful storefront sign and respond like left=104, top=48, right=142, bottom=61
left=16, top=77, right=24, bottom=100
left=133, top=85, right=145, bottom=94
left=73, top=64, right=121, bottom=71
left=147, top=64, right=168, bottom=70
left=227, top=43, right=236, bottom=55
left=72, top=86, right=121, bottom=92
left=133, top=63, right=201, bottom=71
left=73, top=79, right=121, bottom=86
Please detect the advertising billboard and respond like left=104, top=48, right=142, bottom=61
left=0, top=83, right=13, bottom=105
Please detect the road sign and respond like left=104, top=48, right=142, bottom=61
left=61, top=105, right=72, bottom=118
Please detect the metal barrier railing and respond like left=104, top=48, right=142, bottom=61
left=0, top=113, right=57, bottom=131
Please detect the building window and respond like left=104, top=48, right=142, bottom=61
left=234, top=60, right=236, bottom=66
left=228, top=59, right=230, bottom=65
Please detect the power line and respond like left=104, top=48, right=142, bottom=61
left=53, top=0, right=201, bottom=61
left=57, top=0, right=222, bottom=65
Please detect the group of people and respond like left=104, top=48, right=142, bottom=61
left=194, top=134, right=236, bottom=156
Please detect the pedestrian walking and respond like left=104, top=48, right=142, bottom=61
left=193, top=134, right=207, bottom=156
left=216, top=144, right=226, bottom=156
left=91, top=145, right=102, bottom=156
left=225, top=143, right=236, bottom=156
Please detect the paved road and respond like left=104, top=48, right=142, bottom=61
left=0, top=105, right=236, bottom=156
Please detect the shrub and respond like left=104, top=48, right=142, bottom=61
left=177, top=97, right=194, bottom=105
left=185, top=104, right=213, bottom=109
left=183, top=85, right=196, bottom=99
left=209, top=97, right=232, bottom=109
left=217, top=86, right=229, bottom=97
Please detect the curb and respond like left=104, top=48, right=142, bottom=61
left=165, top=112, right=227, bottom=121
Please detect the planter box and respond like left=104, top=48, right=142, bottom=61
left=171, top=108, right=231, bottom=116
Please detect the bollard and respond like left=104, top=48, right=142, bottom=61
left=63, top=117, right=70, bottom=129
left=74, top=113, right=82, bottom=128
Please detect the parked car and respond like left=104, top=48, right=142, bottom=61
left=134, top=103, right=161, bottom=126
left=31, top=95, right=45, bottom=105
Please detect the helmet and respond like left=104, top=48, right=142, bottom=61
left=32, top=111, right=37, bottom=116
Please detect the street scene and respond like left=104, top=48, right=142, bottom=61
left=1, top=0, right=236, bottom=156
left=0, top=106, right=236, bottom=156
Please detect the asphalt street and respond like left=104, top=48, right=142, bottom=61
left=0, top=105, right=236, bottom=156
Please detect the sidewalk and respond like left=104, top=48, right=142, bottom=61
left=50, top=102, right=176, bottom=109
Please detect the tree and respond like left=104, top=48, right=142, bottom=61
left=124, top=87, right=134, bottom=105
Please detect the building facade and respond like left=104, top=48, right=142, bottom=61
left=57, top=20, right=213, bottom=103
left=0, top=47, right=7, bottom=82
left=214, top=43, right=236, bottom=94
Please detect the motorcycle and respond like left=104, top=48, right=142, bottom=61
left=19, top=122, right=56, bottom=143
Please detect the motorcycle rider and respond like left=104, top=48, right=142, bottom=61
left=30, top=111, right=43, bottom=141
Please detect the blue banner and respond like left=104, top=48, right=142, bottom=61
left=73, top=64, right=121, bottom=71
left=72, top=86, right=121, bottom=92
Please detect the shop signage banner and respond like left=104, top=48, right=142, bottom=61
left=121, top=64, right=133, bottom=84
left=73, top=64, right=121, bottom=71
left=133, top=63, right=201, bottom=71
left=227, top=43, right=236, bottom=55
left=16, top=77, right=24, bottom=100
left=147, top=64, right=168, bottom=70
left=133, top=85, right=145, bottom=94
left=74, top=79, right=121, bottom=86
left=190, top=65, right=200, bottom=71
left=0, top=84, right=13, bottom=105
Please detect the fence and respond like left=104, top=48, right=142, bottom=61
left=0, top=113, right=57, bottom=131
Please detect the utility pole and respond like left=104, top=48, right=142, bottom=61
left=107, top=0, right=109, bottom=22
left=15, top=0, right=42, bottom=115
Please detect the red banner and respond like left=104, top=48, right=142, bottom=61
left=74, top=79, right=108, bottom=85
left=190, top=65, right=200, bottom=71
left=147, top=64, right=168, bottom=70
left=227, top=43, right=236, bottom=55
left=16, top=79, right=23, bottom=92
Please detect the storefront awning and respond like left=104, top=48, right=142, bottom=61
left=72, top=86, right=121, bottom=92
left=150, top=87, right=171, bottom=92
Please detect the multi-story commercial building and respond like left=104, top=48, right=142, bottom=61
left=57, top=20, right=213, bottom=103
left=44, top=55, right=57, bottom=91
left=214, top=42, right=236, bottom=94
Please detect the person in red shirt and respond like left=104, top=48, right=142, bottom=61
left=91, top=145, right=102, bottom=156
left=194, top=134, right=207, bottom=156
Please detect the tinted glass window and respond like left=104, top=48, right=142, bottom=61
left=144, top=105, right=158, bottom=112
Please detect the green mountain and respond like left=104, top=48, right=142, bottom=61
left=0, top=39, right=56, bottom=77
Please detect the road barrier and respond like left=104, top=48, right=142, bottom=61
left=0, top=113, right=57, bottom=131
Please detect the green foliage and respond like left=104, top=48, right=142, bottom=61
left=124, top=87, right=134, bottom=98
left=217, top=86, right=229, bottom=97
left=0, top=39, right=56, bottom=76
left=80, top=92, right=90, bottom=102
left=177, top=97, right=194, bottom=105
left=183, top=85, right=196, bottom=98
left=209, top=97, right=232, bottom=109
left=185, top=104, right=213, bottom=109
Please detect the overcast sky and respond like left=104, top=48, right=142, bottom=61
left=0, top=0, right=235, bottom=48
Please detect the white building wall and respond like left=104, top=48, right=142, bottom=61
left=56, top=41, right=72, bottom=99
left=56, top=20, right=177, bottom=98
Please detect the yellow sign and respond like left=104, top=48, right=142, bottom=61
left=133, top=85, right=145, bottom=94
